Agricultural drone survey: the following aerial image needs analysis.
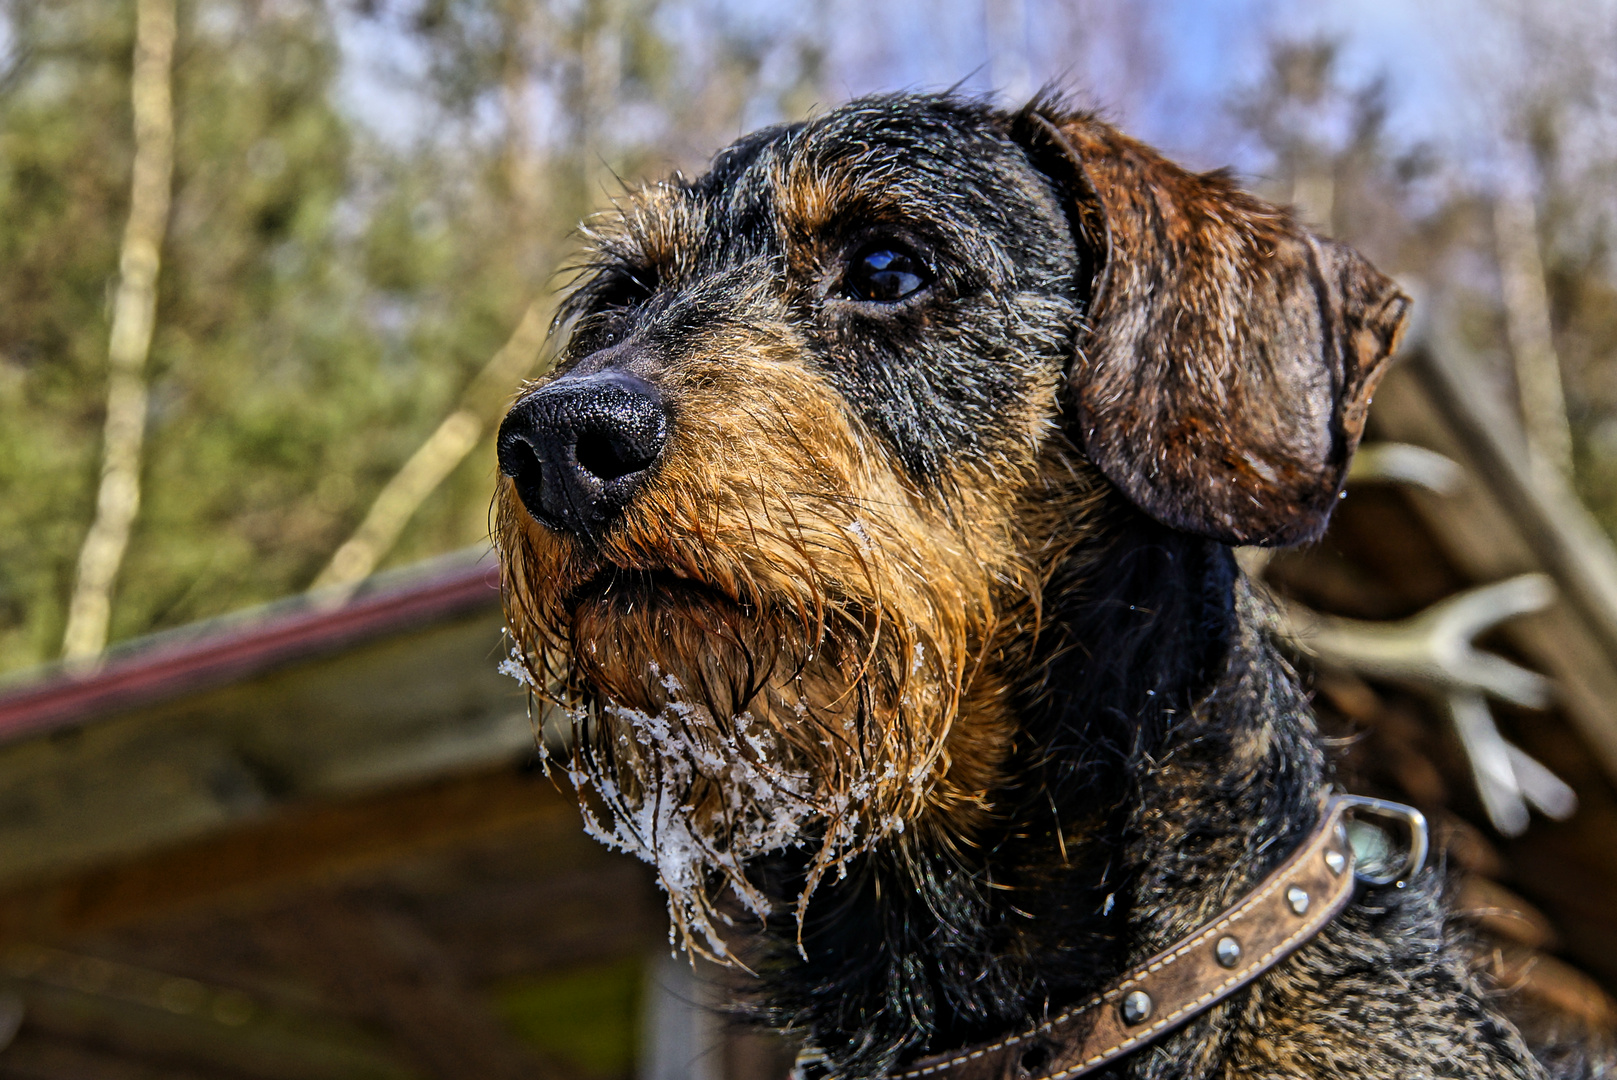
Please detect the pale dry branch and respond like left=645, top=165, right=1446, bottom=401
left=311, top=298, right=551, bottom=603
left=61, top=0, right=176, bottom=667
left=1278, top=573, right=1556, bottom=708
left=1447, top=691, right=1577, bottom=837
left=1276, top=573, right=1577, bottom=835
left=1495, top=192, right=1574, bottom=475
left=1346, top=442, right=1466, bottom=495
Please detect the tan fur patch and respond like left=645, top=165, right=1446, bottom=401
left=495, top=314, right=1105, bottom=953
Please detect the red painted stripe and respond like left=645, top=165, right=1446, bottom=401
left=0, top=563, right=504, bottom=744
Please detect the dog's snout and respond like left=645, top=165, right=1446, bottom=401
left=498, top=370, right=669, bottom=537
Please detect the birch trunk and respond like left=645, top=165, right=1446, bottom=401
left=314, top=1, right=590, bottom=601
left=61, top=0, right=177, bottom=666
left=1495, top=192, right=1575, bottom=476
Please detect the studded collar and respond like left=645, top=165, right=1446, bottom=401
left=793, top=794, right=1428, bottom=1080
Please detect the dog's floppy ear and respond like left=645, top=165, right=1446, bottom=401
left=1023, top=111, right=1410, bottom=546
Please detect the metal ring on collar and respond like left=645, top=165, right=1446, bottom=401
left=1336, top=794, right=1429, bottom=888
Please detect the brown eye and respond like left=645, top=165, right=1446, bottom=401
left=843, top=245, right=931, bottom=303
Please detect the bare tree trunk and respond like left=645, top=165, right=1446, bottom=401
left=311, top=2, right=555, bottom=603
left=311, top=301, right=550, bottom=600
left=1495, top=191, right=1575, bottom=476
left=61, top=0, right=177, bottom=667
left=314, top=0, right=632, bottom=602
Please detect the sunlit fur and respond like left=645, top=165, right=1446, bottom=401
left=495, top=311, right=1109, bottom=946
left=494, top=93, right=1109, bottom=957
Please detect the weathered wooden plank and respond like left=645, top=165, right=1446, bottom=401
left=0, top=606, right=536, bottom=892
left=2, top=962, right=417, bottom=1080
left=0, top=767, right=579, bottom=944
left=256, top=898, right=585, bottom=1080
left=0, top=551, right=503, bottom=743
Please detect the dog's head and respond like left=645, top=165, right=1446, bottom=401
left=492, top=94, right=1408, bottom=953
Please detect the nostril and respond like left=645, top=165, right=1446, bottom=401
left=574, top=427, right=659, bottom=482
left=499, top=436, right=543, bottom=483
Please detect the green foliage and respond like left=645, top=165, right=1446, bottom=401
left=0, top=0, right=827, bottom=678
left=0, top=0, right=532, bottom=673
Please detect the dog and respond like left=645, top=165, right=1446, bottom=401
left=492, top=93, right=1592, bottom=1079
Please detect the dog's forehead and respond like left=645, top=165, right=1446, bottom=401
left=759, top=98, right=1030, bottom=204
left=575, top=95, right=1083, bottom=480
left=634, top=97, right=1056, bottom=268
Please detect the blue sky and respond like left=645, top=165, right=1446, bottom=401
left=332, top=0, right=1612, bottom=186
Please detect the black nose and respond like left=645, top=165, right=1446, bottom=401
left=497, top=371, right=670, bottom=537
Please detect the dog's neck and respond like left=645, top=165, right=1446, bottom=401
left=743, top=512, right=1325, bottom=1078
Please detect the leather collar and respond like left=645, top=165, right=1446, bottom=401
left=794, top=794, right=1428, bottom=1080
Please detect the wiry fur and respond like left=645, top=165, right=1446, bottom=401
left=493, top=93, right=1607, bottom=1078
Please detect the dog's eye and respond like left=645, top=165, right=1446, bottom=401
left=843, top=245, right=931, bottom=303
left=593, top=270, right=655, bottom=311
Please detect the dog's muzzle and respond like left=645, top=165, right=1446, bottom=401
left=498, top=370, right=670, bottom=538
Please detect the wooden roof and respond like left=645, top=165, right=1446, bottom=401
left=0, top=551, right=723, bottom=1079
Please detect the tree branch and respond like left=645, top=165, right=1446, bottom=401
left=61, top=0, right=177, bottom=667
left=311, top=299, right=550, bottom=602
left=1495, top=191, right=1574, bottom=475
left=1278, top=573, right=1557, bottom=708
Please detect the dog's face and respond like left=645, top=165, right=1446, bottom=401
left=492, top=94, right=1408, bottom=953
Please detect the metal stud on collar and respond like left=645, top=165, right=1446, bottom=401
left=888, top=794, right=1377, bottom=1080
left=1120, top=991, right=1153, bottom=1026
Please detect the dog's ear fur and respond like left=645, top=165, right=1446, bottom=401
left=1017, top=110, right=1411, bottom=547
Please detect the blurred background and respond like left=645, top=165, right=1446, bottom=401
left=6, top=0, right=1617, bottom=671
left=1, top=1, right=1617, bottom=1078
